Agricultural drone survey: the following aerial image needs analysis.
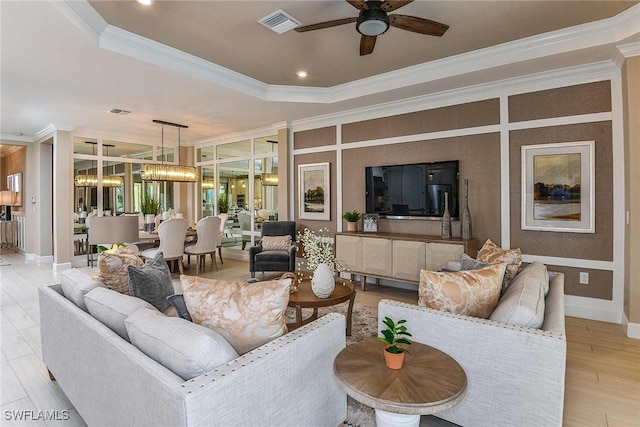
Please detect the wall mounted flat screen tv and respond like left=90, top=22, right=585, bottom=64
left=365, top=160, right=459, bottom=219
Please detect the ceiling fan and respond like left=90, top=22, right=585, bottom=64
left=294, top=0, right=449, bottom=56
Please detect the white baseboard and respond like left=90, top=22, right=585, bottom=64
left=53, top=262, right=72, bottom=271
left=25, top=253, right=54, bottom=264
left=564, top=295, right=622, bottom=324
left=622, top=312, right=640, bottom=339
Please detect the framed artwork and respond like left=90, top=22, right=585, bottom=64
left=363, top=214, right=379, bottom=232
left=299, top=162, right=330, bottom=220
left=521, top=141, right=594, bottom=233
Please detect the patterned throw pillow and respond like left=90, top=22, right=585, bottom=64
left=419, top=263, right=507, bottom=319
left=261, top=235, right=292, bottom=251
left=476, top=239, right=522, bottom=292
left=98, top=247, right=144, bottom=294
left=128, top=251, right=175, bottom=312
left=180, top=275, right=292, bottom=354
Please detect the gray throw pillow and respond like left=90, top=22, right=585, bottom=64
left=128, top=251, right=174, bottom=312
left=460, top=253, right=490, bottom=270
left=166, top=294, right=192, bottom=322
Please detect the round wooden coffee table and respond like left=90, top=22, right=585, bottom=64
left=287, top=278, right=356, bottom=335
left=334, top=338, right=467, bottom=427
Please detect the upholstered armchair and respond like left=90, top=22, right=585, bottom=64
left=249, top=221, right=297, bottom=278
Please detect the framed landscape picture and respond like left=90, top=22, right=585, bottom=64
left=299, top=162, right=330, bottom=220
left=521, top=141, right=595, bottom=233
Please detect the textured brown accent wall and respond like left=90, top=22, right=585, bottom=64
left=1, top=147, right=26, bottom=190
left=294, top=151, right=337, bottom=235
left=293, top=126, right=336, bottom=150
left=509, top=122, right=613, bottom=262
left=341, top=133, right=501, bottom=245
left=341, top=99, right=500, bottom=143
left=509, top=81, right=612, bottom=122
left=549, top=265, right=613, bottom=300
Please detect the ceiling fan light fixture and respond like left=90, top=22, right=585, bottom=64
left=357, top=8, right=389, bottom=36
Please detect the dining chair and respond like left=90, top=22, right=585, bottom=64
left=184, top=216, right=222, bottom=275
left=238, top=212, right=252, bottom=250
left=217, top=213, right=228, bottom=264
left=140, top=218, right=188, bottom=274
left=86, top=216, right=140, bottom=267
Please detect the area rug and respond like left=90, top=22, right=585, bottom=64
left=0, top=257, right=10, bottom=266
left=286, top=301, right=379, bottom=426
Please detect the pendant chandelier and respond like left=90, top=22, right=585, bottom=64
left=140, top=120, right=197, bottom=182
left=75, top=142, right=123, bottom=188
left=261, top=173, right=278, bottom=186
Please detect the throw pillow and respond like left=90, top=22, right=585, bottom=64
left=419, top=263, right=507, bottom=319
left=84, top=287, right=155, bottom=341
left=124, top=307, right=238, bottom=380
left=460, top=253, right=490, bottom=270
left=490, top=262, right=548, bottom=328
left=476, top=239, right=522, bottom=292
left=181, top=275, right=292, bottom=354
left=167, top=294, right=193, bottom=322
left=127, top=251, right=175, bottom=312
left=98, top=247, right=144, bottom=294
left=60, top=268, right=103, bottom=312
left=261, top=235, right=291, bottom=251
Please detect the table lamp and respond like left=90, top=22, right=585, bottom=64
left=0, top=191, right=16, bottom=221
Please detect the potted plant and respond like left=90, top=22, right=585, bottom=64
left=141, top=195, right=160, bottom=231
left=342, top=210, right=361, bottom=232
left=218, top=194, right=229, bottom=213
left=376, top=316, right=413, bottom=369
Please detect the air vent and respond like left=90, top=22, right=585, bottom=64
left=258, top=10, right=300, bottom=34
left=108, top=108, right=131, bottom=115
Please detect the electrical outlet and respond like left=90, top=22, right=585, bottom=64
left=579, top=272, right=589, bottom=285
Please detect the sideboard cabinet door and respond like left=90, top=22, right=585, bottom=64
left=425, top=242, right=464, bottom=271
left=361, top=237, right=393, bottom=278
left=335, top=235, right=362, bottom=272
left=393, top=240, right=426, bottom=282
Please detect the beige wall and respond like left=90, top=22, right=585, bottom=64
left=623, top=56, right=640, bottom=324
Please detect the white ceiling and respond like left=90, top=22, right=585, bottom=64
left=1, top=0, right=639, bottom=148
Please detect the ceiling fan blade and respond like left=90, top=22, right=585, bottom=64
left=380, top=0, right=413, bottom=12
left=360, top=35, right=377, bottom=56
left=346, top=0, right=369, bottom=11
left=295, top=17, right=357, bottom=32
left=389, top=14, right=449, bottom=36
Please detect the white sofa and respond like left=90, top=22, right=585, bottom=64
left=378, top=271, right=566, bottom=427
left=39, top=285, right=347, bottom=427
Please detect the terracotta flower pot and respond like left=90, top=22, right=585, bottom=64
left=383, top=347, right=405, bottom=369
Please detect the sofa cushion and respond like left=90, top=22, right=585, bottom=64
left=476, top=239, right=522, bottom=292
left=181, top=275, right=292, bottom=354
left=261, top=235, right=292, bottom=251
left=124, top=308, right=238, bottom=380
left=60, top=268, right=103, bottom=312
left=419, top=263, right=506, bottom=319
left=98, top=247, right=144, bottom=294
left=127, top=251, right=174, bottom=312
left=84, top=287, right=155, bottom=341
left=490, top=263, right=548, bottom=328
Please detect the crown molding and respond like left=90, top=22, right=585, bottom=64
left=290, top=60, right=619, bottom=132
left=58, top=1, right=639, bottom=105
left=34, top=124, right=58, bottom=143
left=0, top=134, right=33, bottom=143
left=618, top=41, right=640, bottom=57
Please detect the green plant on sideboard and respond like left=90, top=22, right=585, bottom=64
left=342, top=210, right=361, bottom=222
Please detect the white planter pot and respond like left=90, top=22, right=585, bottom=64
left=311, top=263, right=335, bottom=298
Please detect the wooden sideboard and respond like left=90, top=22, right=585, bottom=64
left=335, top=232, right=477, bottom=291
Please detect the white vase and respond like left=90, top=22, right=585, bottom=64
left=311, top=263, right=335, bottom=298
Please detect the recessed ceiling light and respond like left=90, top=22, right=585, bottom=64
left=296, top=70, right=308, bottom=78
left=136, top=0, right=154, bottom=5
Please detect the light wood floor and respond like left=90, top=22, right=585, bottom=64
left=1, top=249, right=638, bottom=426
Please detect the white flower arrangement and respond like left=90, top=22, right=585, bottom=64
left=296, top=227, right=348, bottom=280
